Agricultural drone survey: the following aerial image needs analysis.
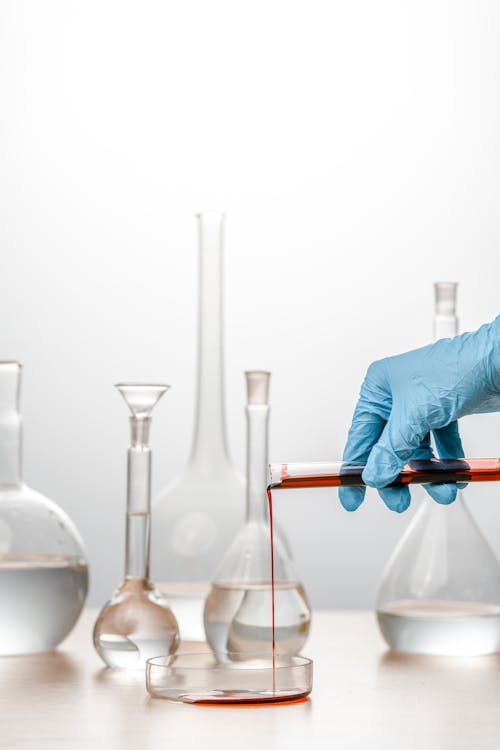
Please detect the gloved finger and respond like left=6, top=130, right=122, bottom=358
left=410, top=432, right=433, bottom=460
left=340, top=359, right=392, bottom=512
left=338, top=485, right=366, bottom=512
left=342, top=358, right=392, bottom=466
left=412, top=432, right=459, bottom=504
left=433, top=420, right=467, bottom=494
left=342, top=403, right=388, bottom=464
left=433, top=420, right=465, bottom=459
left=340, top=392, right=387, bottom=512
left=340, top=411, right=386, bottom=511
left=374, top=433, right=435, bottom=511
left=433, top=420, right=468, bottom=490
left=377, top=485, right=412, bottom=513
left=426, top=483, right=458, bottom=504
left=362, top=412, right=426, bottom=488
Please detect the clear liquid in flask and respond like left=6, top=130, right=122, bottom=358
left=93, top=578, right=179, bottom=669
left=0, top=554, right=88, bottom=655
left=204, top=580, right=310, bottom=657
left=377, top=599, right=500, bottom=656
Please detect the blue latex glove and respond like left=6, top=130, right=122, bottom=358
left=339, top=316, right=500, bottom=513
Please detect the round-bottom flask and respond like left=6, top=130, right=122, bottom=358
left=94, top=578, right=179, bottom=669
left=376, top=492, right=500, bottom=656
left=204, top=372, right=311, bottom=659
left=0, top=362, right=88, bottom=655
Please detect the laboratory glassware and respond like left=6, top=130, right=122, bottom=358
left=204, top=371, right=311, bottom=659
left=268, top=459, right=500, bottom=490
left=375, top=282, right=500, bottom=656
left=146, top=651, right=313, bottom=704
left=0, top=362, right=88, bottom=655
left=153, top=212, right=245, bottom=642
left=93, top=384, right=179, bottom=668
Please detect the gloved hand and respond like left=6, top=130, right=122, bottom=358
left=339, top=316, right=500, bottom=513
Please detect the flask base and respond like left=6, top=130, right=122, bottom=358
left=377, top=599, right=500, bottom=656
left=0, top=555, right=88, bottom=655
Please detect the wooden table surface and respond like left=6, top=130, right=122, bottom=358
left=2, top=609, right=500, bottom=749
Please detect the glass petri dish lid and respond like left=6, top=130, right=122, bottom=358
left=146, top=651, right=313, bottom=704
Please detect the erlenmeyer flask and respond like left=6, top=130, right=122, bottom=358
left=376, top=283, right=500, bottom=656
left=153, top=213, right=244, bottom=642
left=0, top=362, right=88, bottom=655
left=204, top=371, right=311, bottom=658
left=93, top=384, right=179, bottom=668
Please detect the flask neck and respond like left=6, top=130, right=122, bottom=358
left=116, top=384, right=169, bottom=581
left=0, top=416, right=22, bottom=488
left=433, top=282, right=458, bottom=340
left=125, top=415, right=152, bottom=580
left=245, top=405, right=270, bottom=523
left=189, top=213, right=231, bottom=473
left=0, top=363, right=23, bottom=489
left=434, top=315, right=458, bottom=340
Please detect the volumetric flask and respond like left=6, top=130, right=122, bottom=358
left=93, top=384, right=179, bottom=668
left=204, top=371, right=311, bottom=659
left=0, top=362, right=88, bottom=655
left=146, top=651, right=312, bottom=704
left=153, top=213, right=245, bottom=642
left=376, top=283, right=500, bottom=656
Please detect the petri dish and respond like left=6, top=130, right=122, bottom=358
left=146, top=651, right=313, bottom=704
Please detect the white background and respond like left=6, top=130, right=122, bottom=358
left=0, top=0, right=499, bottom=608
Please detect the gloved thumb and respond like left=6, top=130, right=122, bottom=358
left=362, top=413, right=424, bottom=488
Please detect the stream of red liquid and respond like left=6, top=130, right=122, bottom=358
left=267, top=488, right=276, bottom=692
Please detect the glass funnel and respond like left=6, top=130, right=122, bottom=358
left=93, top=384, right=179, bottom=668
left=0, top=362, right=88, bottom=655
left=376, top=283, right=500, bottom=656
left=153, top=213, right=245, bottom=642
left=204, top=371, right=311, bottom=659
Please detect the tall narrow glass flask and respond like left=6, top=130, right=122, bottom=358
left=376, top=284, right=500, bottom=656
left=0, top=362, right=88, bottom=655
left=204, top=371, right=311, bottom=658
left=93, top=384, right=179, bottom=668
left=153, top=213, right=244, bottom=641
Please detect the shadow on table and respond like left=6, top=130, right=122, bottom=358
left=0, top=650, right=83, bottom=696
left=378, top=649, right=500, bottom=671
left=377, top=648, right=500, bottom=692
left=93, top=665, right=145, bottom=687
